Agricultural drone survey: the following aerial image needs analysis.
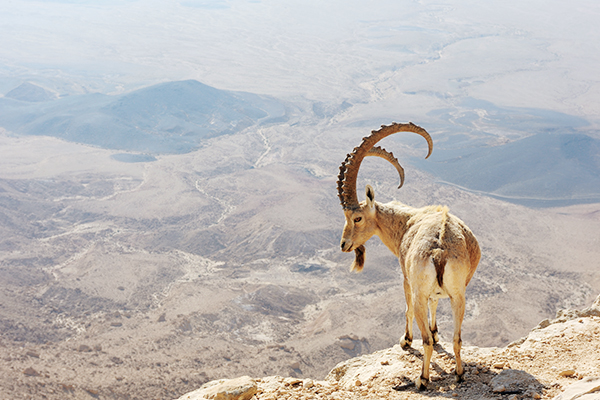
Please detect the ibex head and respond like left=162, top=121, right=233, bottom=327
left=337, top=122, right=433, bottom=272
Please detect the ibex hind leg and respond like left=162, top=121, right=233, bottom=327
left=450, top=293, right=466, bottom=382
left=415, top=294, right=433, bottom=390
left=428, top=298, right=440, bottom=344
left=400, top=278, right=414, bottom=349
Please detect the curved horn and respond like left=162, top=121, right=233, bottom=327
left=337, top=122, right=432, bottom=210
left=366, top=146, right=405, bottom=189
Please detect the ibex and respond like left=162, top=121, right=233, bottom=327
left=336, top=123, right=480, bottom=389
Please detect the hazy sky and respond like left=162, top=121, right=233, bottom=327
left=1, top=0, right=599, bottom=125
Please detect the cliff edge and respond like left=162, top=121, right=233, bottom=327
left=177, top=295, right=600, bottom=400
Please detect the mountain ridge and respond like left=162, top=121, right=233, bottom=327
left=414, top=131, right=600, bottom=207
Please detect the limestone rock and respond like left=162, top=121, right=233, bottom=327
left=517, top=317, right=599, bottom=355
left=559, top=369, right=576, bottom=377
left=512, top=293, right=600, bottom=347
left=325, top=341, right=489, bottom=391
left=283, top=377, right=302, bottom=386
left=338, top=339, right=355, bottom=350
left=492, top=385, right=505, bottom=393
left=553, top=294, right=600, bottom=324
left=489, top=369, right=541, bottom=394
left=23, top=367, right=40, bottom=377
left=25, top=350, right=40, bottom=358
left=552, top=376, right=600, bottom=400
left=78, top=344, right=93, bottom=352
left=176, top=376, right=257, bottom=400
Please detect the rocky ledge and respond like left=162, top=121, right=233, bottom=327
left=177, top=295, right=600, bottom=400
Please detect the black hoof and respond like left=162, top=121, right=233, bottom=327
left=400, top=337, right=412, bottom=349
left=415, top=376, right=429, bottom=390
left=455, top=372, right=464, bottom=383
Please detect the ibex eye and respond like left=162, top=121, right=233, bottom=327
left=354, top=217, right=362, bottom=223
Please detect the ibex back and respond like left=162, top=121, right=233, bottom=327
left=336, top=122, right=480, bottom=390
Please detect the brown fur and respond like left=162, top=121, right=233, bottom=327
left=431, top=206, right=449, bottom=287
left=432, top=249, right=446, bottom=287
left=351, top=245, right=365, bottom=272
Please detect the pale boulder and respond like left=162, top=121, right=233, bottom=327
left=176, top=376, right=256, bottom=400
left=552, top=376, right=600, bottom=400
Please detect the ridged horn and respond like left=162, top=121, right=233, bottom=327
left=337, top=122, right=433, bottom=210
left=366, top=146, right=405, bottom=189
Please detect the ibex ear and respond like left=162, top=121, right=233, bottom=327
left=365, top=185, right=375, bottom=208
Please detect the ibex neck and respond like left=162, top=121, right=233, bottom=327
left=374, top=201, right=415, bottom=257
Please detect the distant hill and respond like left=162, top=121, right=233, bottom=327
left=415, top=132, right=600, bottom=207
left=4, top=82, right=56, bottom=102
left=0, top=80, right=285, bottom=154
